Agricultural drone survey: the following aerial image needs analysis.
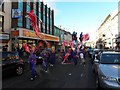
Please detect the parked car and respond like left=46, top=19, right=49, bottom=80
left=93, top=51, right=120, bottom=89
left=1, top=51, right=25, bottom=76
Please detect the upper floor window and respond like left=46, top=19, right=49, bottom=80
left=43, top=5, right=45, bottom=15
left=17, top=1, right=23, bottom=27
left=26, top=4, right=30, bottom=29
left=0, top=15, right=4, bottom=32
left=0, top=0, right=4, bottom=11
left=33, top=2, right=36, bottom=14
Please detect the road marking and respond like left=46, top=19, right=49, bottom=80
left=81, top=73, right=83, bottom=77
left=69, top=73, right=71, bottom=75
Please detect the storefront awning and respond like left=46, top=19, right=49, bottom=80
left=11, top=28, right=59, bottom=42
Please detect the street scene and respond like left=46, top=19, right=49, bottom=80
left=3, top=55, right=96, bottom=88
left=0, top=0, right=120, bottom=89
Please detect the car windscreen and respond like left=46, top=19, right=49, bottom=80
left=2, top=52, right=19, bottom=61
left=101, top=54, right=120, bottom=64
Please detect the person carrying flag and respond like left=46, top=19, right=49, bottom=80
left=28, top=45, right=38, bottom=81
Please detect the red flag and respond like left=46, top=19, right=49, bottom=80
left=26, top=10, right=48, bottom=46
left=82, top=33, right=90, bottom=42
left=23, top=43, right=30, bottom=54
left=62, top=53, right=70, bottom=64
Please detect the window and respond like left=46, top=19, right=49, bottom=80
left=50, top=19, right=52, bottom=26
left=50, top=26, right=52, bottom=35
left=47, top=26, right=49, bottom=34
left=43, top=5, right=45, bottom=15
left=47, top=17, right=49, bottom=25
left=50, top=11, right=52, bottom=18
left=33, top=2, right=36, bottom=14
left=26, top=3, right=30, bottom=29
left=39, top=2, right=41, bottom=13
left=38, top=12, right=41, bottom=29
left=39, top=12, right=41, bottom=20
left=47, top=8, right=49, bottom=17
left=43, top=15, right=45, bottom=23
left=18, top=1, right=23, bottom=27
left=43, top=23, right=45, bottom=33
left=0, top=15, right=4, bottom=32
left=101, top=54, right=120, bottom=64
left=0, top=0, right=4, bottom=11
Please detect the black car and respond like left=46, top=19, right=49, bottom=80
left=1, top=51, right=25, bottom=76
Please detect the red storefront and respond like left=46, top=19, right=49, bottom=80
left=11, top=28, right=59, bottom=50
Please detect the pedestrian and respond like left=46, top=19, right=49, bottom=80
left=60, top=49, right=65, bottom=61
left=28, top=46, right=38, bottom=81
left=3, top=45, right=8, bottom=51
left=41, top=51, right=48, bottom=72
left=80, top=52, right=85, bottom=65
left=49, top=47, right=56, bottom=67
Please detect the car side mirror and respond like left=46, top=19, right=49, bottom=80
left=94, top=59, right=99, bottom=63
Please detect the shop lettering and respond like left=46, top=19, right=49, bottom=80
left=0, top=34, right=9, bottom=40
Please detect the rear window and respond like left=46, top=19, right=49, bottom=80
left=2, top=52, right=19, bottom=61
left=101, top=54, right=120, bottom=64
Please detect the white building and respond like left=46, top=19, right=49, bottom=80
left=96, top=7, right=119, bottom=49
left=0, top=1, right=12, bottom=51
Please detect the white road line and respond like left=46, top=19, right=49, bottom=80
left=81, top=73, right=83, bottom=77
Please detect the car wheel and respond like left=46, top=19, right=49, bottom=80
left=16, top=66, right=24, bottom=75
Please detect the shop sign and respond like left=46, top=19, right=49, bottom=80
left=0, top=34, right=9, bottom=40
left=12, top=9, right=22, bottom=19
left=22, top=29, right=59, bottom=41
left=45, top=35, right=59, bottom=42
left=23, top=30, right=38, bottom=38
left=11, top=31, right=19, bottom=36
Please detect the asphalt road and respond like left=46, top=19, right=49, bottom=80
left=2, top=56, right=97, bottom=89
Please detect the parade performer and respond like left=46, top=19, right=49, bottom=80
left=28, top=46, right=38, bottom=81
left=72, top=48, right=79, bottom=66
left=80, top=51, right=85, bottom=65
left=62, top=48, right=72, bottom=64
left=62, top=52, right=70, bottom=64
left=41, top=51, right=48, bottom=72
left=49, top=47, right=56, bottom=66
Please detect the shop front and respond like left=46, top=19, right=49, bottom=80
left=0, top=33, right=10, bottom=51
left=116, top=37, right=120, bottom=50
left=11, top=28, right=59, bottom=50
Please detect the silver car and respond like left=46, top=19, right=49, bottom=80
left=93, top=51, right=120, bottom=89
